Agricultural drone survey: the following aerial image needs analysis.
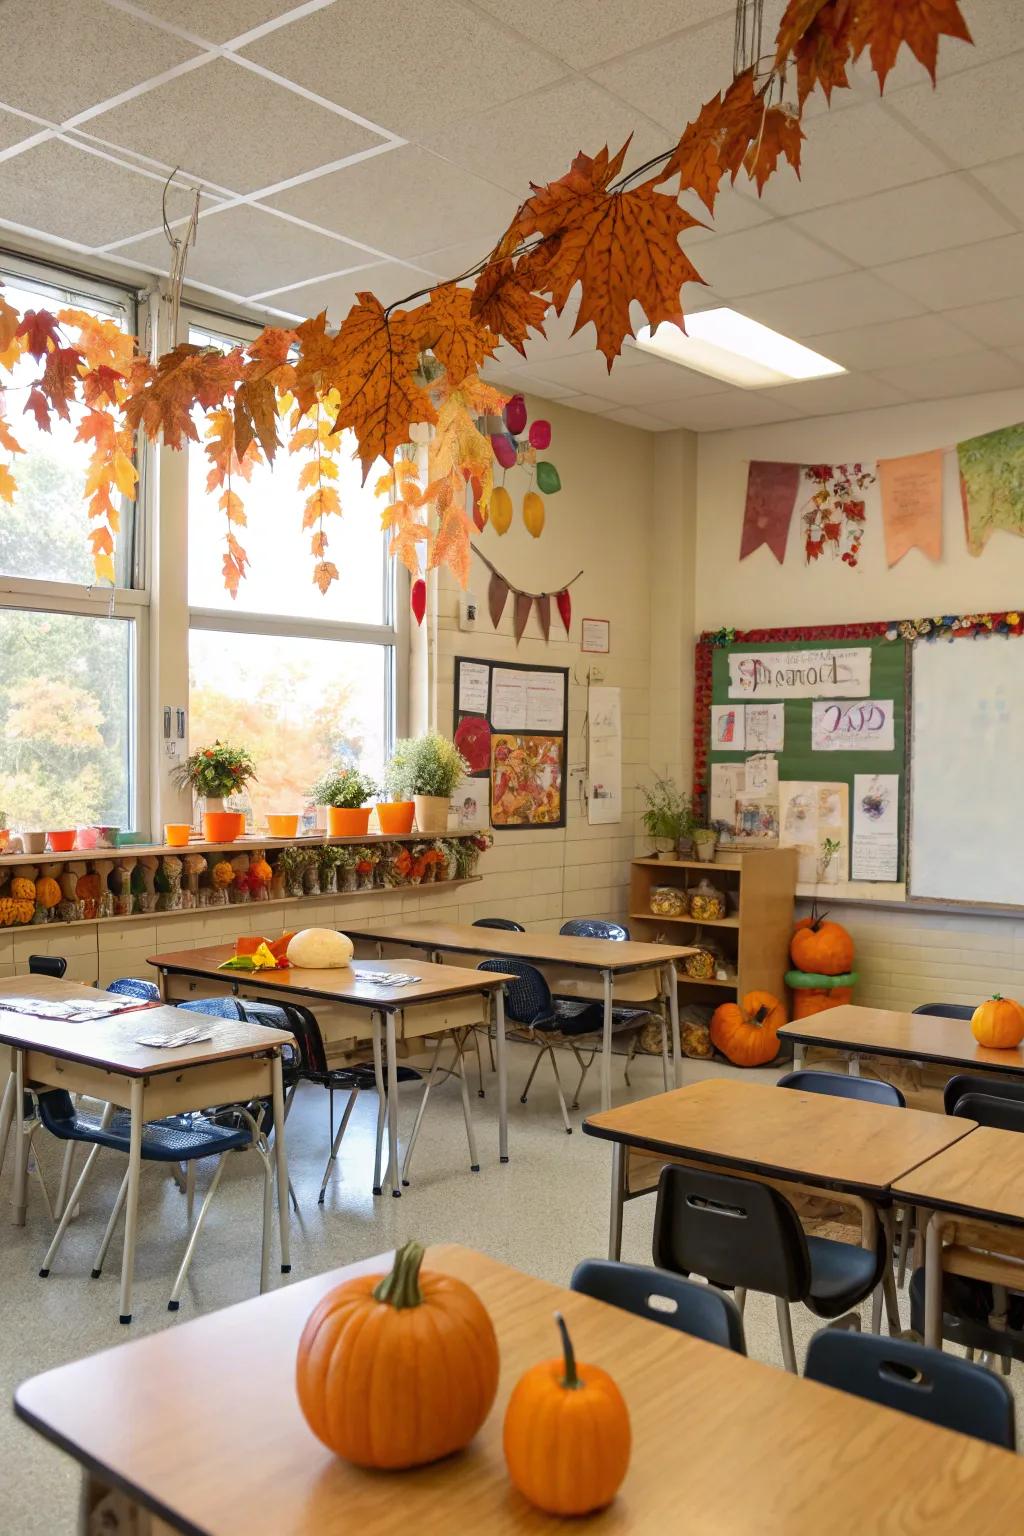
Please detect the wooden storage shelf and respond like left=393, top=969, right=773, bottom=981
left=0, top=829, right=487, bottom=867
left=633, top=855, right=742, bottom=872
left=629, top=911, right=740, bottom=928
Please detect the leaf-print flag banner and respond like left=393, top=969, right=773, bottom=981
left=958, top=422, right=1024, bottom=556
left=878, top=449, right=943, bottom=566
left=740, top=460, right=800, bottom=562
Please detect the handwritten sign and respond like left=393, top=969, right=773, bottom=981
left=728, top=647, right=871, bottom=700
left=812, top=699, right=895, bottom=752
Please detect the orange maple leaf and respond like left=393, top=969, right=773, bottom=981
left=222, top=533, right=249, bottom=600
left=0, top=289, right=18, bottom=356
left=234, top=373, right=280, bottom=462
left=313, top=559, right=340, bottom=595
left=303, top=485, right=341, bottom=529
left=665, top=70, right=765, bottom=210
left=125, top=344, right=239, bottom=449
left=428, top=504, right=474, bottom=588
left=849, top=0, right=971, bottom=89
left=744, top=105, right=805, bottom=193
left=0, top=460, right=16, bottom=504
left=417, top=282, right=498, bottom=385
left=470, top=231, right=549, bottom=356
left=774, top=0, right=855, bottom=104
left=291, top=312, right=338, bottom=414
left=17, top=309, right=63, bottom=360
left=0, top=414, right=23, bottom=456
left=328, top=294, right=435, bottom=477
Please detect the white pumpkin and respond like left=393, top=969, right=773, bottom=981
left=286, top=927, right=354, bottom=970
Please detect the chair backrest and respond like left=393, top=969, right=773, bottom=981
left=559, top=919, right=630, bottom=941
left=478, top=959, right=554, bottom=1027
left=571, top=1258, right=745, bottom=1354
left=269, top=1001, right=328, bottom=1075
left=28, top=954, right=67, bottom=979
left=36, top=1090, right=77, bottom=1138
left=804, top=1329, right=1016, bottom=1449
left=913, top=1002, right=975, bottom=1020
left=107, top=977, right=161, bottom=1002
left=944, top=1072, right=1024, bottom=1118
left=178, top=996, right=243, bottom=1022
left=948, top=1092, right=1024, bottom=1132
left=472, top=917, right=526, bottom=932
left=777, top=1068, right=905, bottom=1108
left=653, top=1164, right=810, bottom=1301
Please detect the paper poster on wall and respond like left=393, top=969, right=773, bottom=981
left=454, top=656, right=569, bottom=830
left=779, top=780, right=850, bottom=884
left=587, top=686, right=621, bottom=825
left=491, top=734, right=564, bottom=826
left=744, top=702, right=784, bottom=752
left=852, top=774, right=899, bottom=881
left=491, top=668, right=565, bottom=732
left=711, top=704, right=745, bottom=750
left=728, top=647, right=871, bottom=700
left=450, top=776, right=486, bottom=828
left=457, top=660, right=490, bottom=715
left=812, top=699, right=895, bottom=753
left=710, top=756, right=779, bottom=844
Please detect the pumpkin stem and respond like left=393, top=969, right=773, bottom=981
left=753, top=1005, right=771, bottom=1025
left=373, top=1240, right=424, bottom=1309
left=992, top=993, right=1004, bottom=1001
left=556, top=1311, right=583, bottom=1391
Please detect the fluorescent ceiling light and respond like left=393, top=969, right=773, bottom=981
left=635, top=308, right=846, bottom=388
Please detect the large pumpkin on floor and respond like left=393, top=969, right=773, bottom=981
left=504, top=1313, right=630, bottom=1516
left=710, top=991, right=786, bottom=1066
left=790, top=907, right=853, bottom=976
left=286, top=928, right=353, bottom=969
left=296, top=1240, right=499, bottom=1468
left=971, top=994, right=1024, bottom=1050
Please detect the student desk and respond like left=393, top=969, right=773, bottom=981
left=780, top=1004, right=1024, bottom=1080
left=353, top=920, right=694, bottom=1109
left=17, top=1241, right=1024, bottom=1536
left=894, top=1127, right=1024, bottom=1351
left=0, top=1001, right=293, bottom=1322
left=148, top=947, right=510, bottom=1194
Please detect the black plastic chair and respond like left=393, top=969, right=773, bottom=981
left=653, top=1163, right=886, bottom=1372
left=473, top=917, right=525, bottom=932
left=28, top=955, right=67, bottom=979
left=557, top=919, right=660, bottom=1085
left=805, top=1328, right=1016, bottom=1449
left=778, top=1068, right=905, bottom=1108
left=944, top=1073, right=1024, bottom=1118
left=913, top=1003, right=974, bottom=1020
left=571, top=1258, right=745, bottom=1354
left=559, top=919, right=630, bottom=941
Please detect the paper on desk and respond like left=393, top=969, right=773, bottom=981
left=135, top=1024, right=213, bottom=1047
left=0, top=996, right=152, bottom=1021
left=354, top=970, right=422, bottom=986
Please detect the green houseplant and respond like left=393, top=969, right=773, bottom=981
left=173, top=741, right=257, bottom=843
left=640, top=777, right=694, bottom=860
left=385, top=733, right=469, bottom=836
left=311, top=767, right=378, bottom=837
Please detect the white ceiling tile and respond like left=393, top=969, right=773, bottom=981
left=267, top=145, right=517, bottom=260
left=846, top=4, right=1021, bottom=96
left=790, top=173, right=1014, bottom=267
left=604, top=406, right=680, bottom=430
left=412, top=238, right=496, bottom=282
left=0, top=0, right=199, bottom=121
left=254, top=260, right=432, bottom=322
left=472, top=0, right=732, bottom=70
left=944, top=298, right=1024, bottom=350
left=114, top=203, right=372, bottom=296
left=547, top=393, right=618, bottom=414
left=85, top=57, right=386, bottom=196
left=680, top=184, right=772, bottom=241
left=239, top=0, right=566, bottom=138
left=740, top=271, right=925, bottom=338
left=876, top=234, right=1024, bottom=311
left=756, top=102, right=947, bottom=215
left=584, top=358, right=730, bottom=406
left=0, top=108, right=47, bottom=152
left=758, top=372, right=911, bottom=417
left=420, top=77, right=669, bottom=197
left=503, top=349, right=646, bottom=399
left=972, top=154, right=1024, bottom=223
left=588, top=13, right=742, bottom=135
left=888, top=55, right=1024, bottom=167
left=0, top=137, right=217, bottom=247
left=808, top=313, right=986, bottom=371
left=870, top=349, right=1024, bottom=401
left=128, top=0, right=295, bottom=45
left=689, top=221, right=849, bottom=297
left=652, top=391, right=803, bottom=431
left=480, top=369, right=579, bottom=401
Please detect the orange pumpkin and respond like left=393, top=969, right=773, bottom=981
left=250, top=857, right=273, bottom=886
left=710, top=991, right=786, bottom=1067
left=792, top=985, right=854, bottom=1020
left=504, top=1312, right=630, bottom=1516
left=790, top=907, right=854, bottom=976
left=971, top=994, right=1024, bottom=1050
left=10, top=877, right=34, bottom=901
left=295, top=1240, right=499, bottom=1469
left=75, top=873, right=100, bottom=902
left=35, top=876, right=61, bottom=910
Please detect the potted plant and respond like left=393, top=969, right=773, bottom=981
left=311, top=767, right=378, bottom=837
left=693, top=826, right=718, bottom=864
left=378, top=742, right=418, bottom=834
left=387, top=733, right=469, bottom=836
left=174, top=742, right=257, bottom=843
left=817, top=836, right=842, bottom=885
left=640, top=777, right=693, bottom=860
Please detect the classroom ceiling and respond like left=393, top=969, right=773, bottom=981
left=1, top=0, right=1023, bottom=431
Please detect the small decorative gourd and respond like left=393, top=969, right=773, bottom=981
left=10, top=876, right=35, bottom=902
left=249, top=854, right=272, bottom=901
left=75, top=872, right=101, bottom=920
left=286, top=928, right=353, bottom=970
left=710, top=991, right=787, bottom=1067
left=971, top=994, right=1024, bottom=1050
left=503, top=1312, right=631, bottom=1516
left=35, top=876, right=61, bottom=912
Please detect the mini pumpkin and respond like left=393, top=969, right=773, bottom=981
left=211, top=859, right=234, bottom=888
left=971, top=994, right=1024, bottom=1050
left=296, top=1240, right=499, bottom=1468
left=75, top=873, right=101, bottom=902
left=504, top=1312, right=631, bottom=1516
left=710, top=990, right=786, bottom=1067
left=10, top=877, right=35, bottom=901
left=250, top=856, right=272, bottom=886
left=35, top=876, right=61, bottom=910
left=790, top=905, right=854, bottom=976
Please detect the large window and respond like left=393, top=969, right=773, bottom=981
left=186, top=319, right=402, bottom=828
left=0, top=258, right=144, bottom=835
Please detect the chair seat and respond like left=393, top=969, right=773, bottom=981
left=38, top=1092, right=251, bottom=1163
left=806, top=1234, right=885, bottom=1317
left=307, top=1063, right=423, bottom=1091
left=909, top=1268, right=1024, bottom=1361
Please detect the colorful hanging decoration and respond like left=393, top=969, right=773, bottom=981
left=740, top=461, right=800, bottom=563
left=489, top=393, right=561, bottom=538
left=474, top=547, right=582, bottom=647
left=958, top=423, right=1024, bottom=556
left=885, top=611, right=1024, bottom=643
left=878, top=449, right=943, bottom=566
left=800, top=463, right=876, bottom=568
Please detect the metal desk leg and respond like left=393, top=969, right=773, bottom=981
left=0, top=1069, right=15, bottom=1183
left=924, top=1213, right=945, bottom=1350
left=271, top=1052, right=291, bottom=1274
left=608, top=1142, right=626, bottom=1260
left=848, top=1052, right=861, bottom=1077
left=600, top=970, right=614, bottom=1111
left=494, top=986, right=509, bottom=1163
left=371, top=1012, right=387, bottom=1195
left=664, top=962, right=682, bottom=1089
left=118, top=1078, right=145, bottom=1324
left=386, top=1010, right=401, bottom=1197
left=11, top=1050, right=27, bottom=1226
left=792, top=1042, right=805, bottom=1070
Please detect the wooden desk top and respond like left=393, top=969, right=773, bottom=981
left=149, top=946, right=508, bottom=1008
left=583, top=1078, right=975, bottom=1197
left=0, top=976, right=132, bottom=1007
left=0, top=1003, right=292, bottom=1077
left=894, top=1126, right=1024, bottom=1227
left=16, top=1243, right=1024, bottom=1535
left=780, top=1004, right=1024, bottom=1075
left=354, top=921, right=694, bottom=971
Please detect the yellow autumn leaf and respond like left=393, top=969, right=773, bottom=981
left=303, top=486, right=341, bottom=527
left=314, top=559, right=339, bottom=594
left=219, top=488, right=247, bottom=525
left=0, top=461, right=16, bottom=503
left=93, top=552, right=116, bottom=585
left=112, top=448, right=138, bottom=498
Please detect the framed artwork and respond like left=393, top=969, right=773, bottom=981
left=453, top=656, right=569, bottom=830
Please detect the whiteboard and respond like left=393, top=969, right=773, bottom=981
left=910, top=639, right=1024, bottom=906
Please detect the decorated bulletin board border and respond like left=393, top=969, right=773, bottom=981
left=453, top=656, right=569, bottom=831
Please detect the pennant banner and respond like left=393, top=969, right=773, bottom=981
left=488, top=571, right=509, bottom=628
left=878, top=449, right=943, bottom=566
left=740, top=460, right=800, bottom=562
left=958, top=423, right=1024, bottom=557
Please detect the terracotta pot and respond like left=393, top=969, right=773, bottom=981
left=414, top=794, right=450, bottom=835
left=376, top=800, right=415, bottom=834
left=267, top=814, right=300, bottom=838
left=47, top=829, right=76, bottom=852
left=203, top=810, right=244, bottom=843
left=328, top=805, right=371, bottom=837
left=22, top=832, right=45, bottom=854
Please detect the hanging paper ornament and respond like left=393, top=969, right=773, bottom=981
left=536, top=461, right=561, bottom=494
left=504, top=394, right=528, bottom=436
left=513, top=592, right=533, bottom=645
left=490, top=484, right=513, bottom=534
left=529, top=419, right=551, bottom=450
left=523, top=490, right=545, bottom=538
left=491, top=433, right=517, bottom=470
left=488, top=571, right=510, bottom=628
left=556, top=588, right=572, bottom=634
left=536, top=592, right=551, bottom=641
left=410, top=577, right=426, bottom=626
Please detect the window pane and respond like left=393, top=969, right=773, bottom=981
left=188, top=629, right=389, bottom=827
left=0, top=609, right=133, bottom=832
left=0, top=271, right=134, bottom=586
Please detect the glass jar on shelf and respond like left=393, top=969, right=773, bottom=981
left=650, top=884, right=686, bottom=917
left=688, top=877, right=726, bottom=921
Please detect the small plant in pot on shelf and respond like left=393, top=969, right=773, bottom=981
left=174, top=742, right=257, bottom=843
left=311, top=767, right=378, bottom=838
left=693, top=826, right=718, bottom=864
left=640, top=777, right=693, bottom=860
left=387, top=733, right=469, bottom=836
left=377, top=751, right=417, bottom=836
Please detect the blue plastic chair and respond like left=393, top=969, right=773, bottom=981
left=559, top=919, right=630, bottom=941
left=572, top=1258, right=745, bottom=1354
left=558, top=918, right=661, bottom=1086
left=106, top=977, right=161, bottom=1003
left=805, top=1329, right=1016, bottom=1448
left=913, top=1002, right=974, bottom=1020
left=473, top=917, right=525, bottom=932
left=777, top=1068, right=905, bottom=1108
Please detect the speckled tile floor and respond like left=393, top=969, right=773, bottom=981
left=1, top=1044, right=1020, bottom=1532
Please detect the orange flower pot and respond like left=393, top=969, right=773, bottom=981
left=328, top=805, right=371, bottom=837
left=47, top=830, right=76, bottom=852
left=267, top=814, right=300, bottom=838
left=164, top=823, right=191, bottom=848
left=376, top=800, right=415, bottom=835
left=203, top=811, right=245, bottom=843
